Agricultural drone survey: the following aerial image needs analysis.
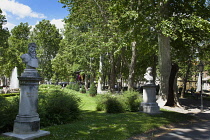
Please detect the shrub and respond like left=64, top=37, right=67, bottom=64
left=89, top=83, right=97, bottom=96
left=66, top=84, right=73, bottom=90
left=38, top=89, right=81, bottom=127
left=0, top=95, right=19, bottom=133
left=96, top=94, right=125, bottom=113
left=105, top=96, right=125, bottom=113
left=122, top=91, right=142, bottom=112
left=96, top=95, right=108, bottom=111
left=39, top=84, right=60, bottom=89
left=80, top=85, right=86, bottom=93
left=74, top=83, right=80, bottom=91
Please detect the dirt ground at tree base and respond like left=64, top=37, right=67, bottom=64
left=127, top=98, right=210, bottom=140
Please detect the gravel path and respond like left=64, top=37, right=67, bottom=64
left=128, top=98, right=210, bottom=140
left=162, top=98, right=210, bottom=120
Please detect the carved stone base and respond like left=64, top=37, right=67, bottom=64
left=141, top=103, right=160, bottom=114
left=141, top=84, right=160, bottom=114
left=13, top=115, right=40, bottom=134
left=3, top=130, right=50, bottom=140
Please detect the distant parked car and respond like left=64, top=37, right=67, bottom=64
left=59, top=82, right=69, bottom=87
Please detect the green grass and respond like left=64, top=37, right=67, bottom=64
left=0, top=88, right=195, bottom=140
left=35, top=110, right=193, bottom=140
left=65, top=89, right=97, bottom=111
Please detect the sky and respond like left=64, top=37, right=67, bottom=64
left=0, top=0, right=69, bottom=31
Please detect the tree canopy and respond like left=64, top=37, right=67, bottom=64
left=0, top=1, right=209, bottom=105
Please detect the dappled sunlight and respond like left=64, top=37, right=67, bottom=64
left=37, top=109, right=194, bottom=140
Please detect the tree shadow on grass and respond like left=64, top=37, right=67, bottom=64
left=37, top=110, right=194, bottom=140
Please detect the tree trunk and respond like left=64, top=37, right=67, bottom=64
left=85, top=74, right=89, bottom=90
left=181, top=62, right=191, bottom=98
left=109, top=51, right=116, bottom=93
left=157, top=33, right=171, bottom=107
left=165, top=63, right=179, bottom=106
left=97, top=55, right=103, bottom=93
left=152, top=55, right=158, bottom=84
left=128, top=41, right=137, bottom=91
left=174, top=70, right=181, bottom=107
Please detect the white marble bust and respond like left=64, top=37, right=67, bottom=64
left=144, top=67, right=153, bottom=84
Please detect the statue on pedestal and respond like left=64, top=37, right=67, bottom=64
left=141, top=67, right=160, bottom=114
left=3, top=43, right=50, bottom=139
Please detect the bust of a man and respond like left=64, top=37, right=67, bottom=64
left=144, top=67, right=153, bottom=84
left=21, top=43, right=38, bottom=69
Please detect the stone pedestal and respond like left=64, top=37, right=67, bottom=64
left=3, top=69, right=50, bottom=139
left=141, top=84, right=160, bottom=114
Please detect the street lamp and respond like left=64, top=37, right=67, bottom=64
left=197, top=61, right=204, bottom=112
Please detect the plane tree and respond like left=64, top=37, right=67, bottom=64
left=0, top=9, right=10, bottom=77
left=30, top=19, right=62, bottom=81
left=1, top=22, right=31, bottom=76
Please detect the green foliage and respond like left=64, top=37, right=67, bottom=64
left=0, top=9, right=6, bottom=28
left=73, top=83, right=80, bottom=91
left=122, top=91, right=142, bottom=112
left=96, top=94, right=125, bottom=113
left=105, top=96, right=126, bottom=113
left=96, top=91, right=142, bottom=113
left=96, top=94, right=108, bottom=111
left=0, top=88, right=196, bottom=140
left=0, top=95, right=19, bottom=133
left=24, top=110, right=194, bottom=140
left=66, top=83, right=73, bottom=90
left=0, top=22, right=31, bottom=76
left=0, top=9, right=10, bottom=69
left=31, top=19, right=62, bottom=80
left=38, top=89, right=81, bottom=127
left=89, top=83, right=97, bottom=96
left=39, top=84, right=60, bottom=89
left=80, top=85, right=86, bottom=93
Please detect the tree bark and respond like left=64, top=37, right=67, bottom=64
left=97, top=55, right=103, bottom=93
left=84, top=74, right=89, bottom=90
left=127, top=41, right=137, bottom=91
left=157, top=33, right=171, bottom=107
left=152, top=55, right=158, bottom=84
left=109, top=51, right=116, bottom=93
left=165, top=63, right=179, bottom=106
left=181, top=62, right=192, bottom=98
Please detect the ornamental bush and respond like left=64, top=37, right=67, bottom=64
left=96, top=94, right=108, bottom=111
left=0, top=95, right=19, bottom=133
left=96, top=91, right=142, bottom=113
left=96, top=94, right=125, bottom=113
left=105, top=96, right=125, bottom=113
left=38, top=89, right=81, bottom=127
left=122, top=91, right=142, bottom=112
left=73, top=83, right=80, bottom=91
left=80, top=85, right=86, bottom=93
left=89, top=83, right=97, bottom=96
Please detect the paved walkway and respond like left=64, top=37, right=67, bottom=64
left=128, top=98, right=210, bottom=140
left=155, top=119, right=210, bottom=140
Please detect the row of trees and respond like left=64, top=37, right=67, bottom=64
left=0, top=17, right=62, bottom=80
left=0, top=0, right=210, bottom=106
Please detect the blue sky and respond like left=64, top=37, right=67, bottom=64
left=0, top=0, right=69, bottom=30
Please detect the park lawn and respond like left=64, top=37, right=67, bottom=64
left=0, top=90, right=194, bottom=140
left=36, top=110, right=193, bottom=140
